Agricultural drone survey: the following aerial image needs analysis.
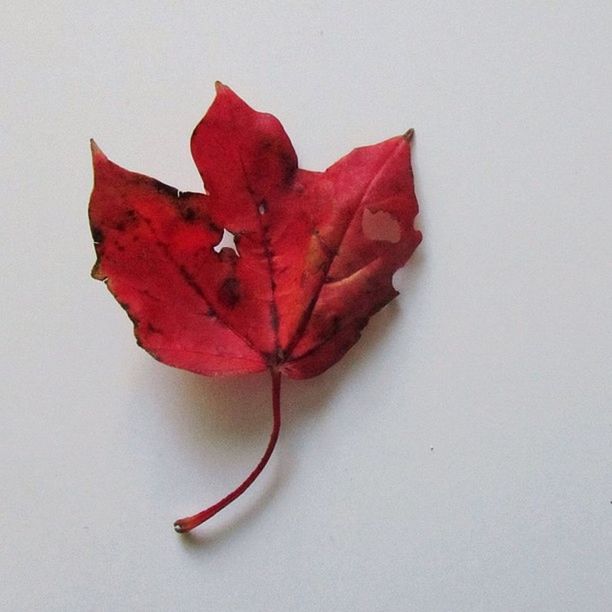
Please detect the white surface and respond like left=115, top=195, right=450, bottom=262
left=2, top=2, right=611, bottom=611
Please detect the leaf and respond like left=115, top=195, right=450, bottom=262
left=89, top=83, right=422, bottom=532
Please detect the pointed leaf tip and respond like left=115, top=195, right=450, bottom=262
left=90, top=139, right=107, bottom=161
left=403, top=129, right=415, bottom=142
left=212, top=81, right=240, bottom=105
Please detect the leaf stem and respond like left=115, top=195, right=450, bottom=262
left=174, top=370, right=282, bottom=533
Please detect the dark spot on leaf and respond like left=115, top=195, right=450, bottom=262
left=115, top=210, right=139, bottom=233
left=274, top=151, right=297, bottom=186
left=151, top=179, right=179, bottom=198
left=208, top=220, right=222, bottom=234
left=147, top=322, right=162, bottom=334
left=218, top=277, right=240, bottom=309
left=182, top=207, right=196, bottom=221
left=91, top=226, right=104, bottom=243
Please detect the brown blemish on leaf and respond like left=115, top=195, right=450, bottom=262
left=218, top=277, right=240, bottom=309
left=182, top=207, right=196, bottom=221
left=91, top=226, right=104, bottom=243
left=151, top=179, right=179, bottom=198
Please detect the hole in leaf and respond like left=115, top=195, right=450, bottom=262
left=258, top=200, right=268, bottom=215
left=362, top=209, right=401, bottom=243
left=213, top=228, right=239, bottom=255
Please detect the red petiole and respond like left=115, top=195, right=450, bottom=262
left=173, top=370, right=282, bottom=533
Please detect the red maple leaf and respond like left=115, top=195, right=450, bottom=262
left=89, top=83, right=422, bottom=532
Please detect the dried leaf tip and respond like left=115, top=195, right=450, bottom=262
left=89, top=139, right=107, bottom=161
left=402, top=128, right=415, bottom=142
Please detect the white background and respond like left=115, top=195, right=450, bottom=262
left=2, top=2, right=611, bottom=611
